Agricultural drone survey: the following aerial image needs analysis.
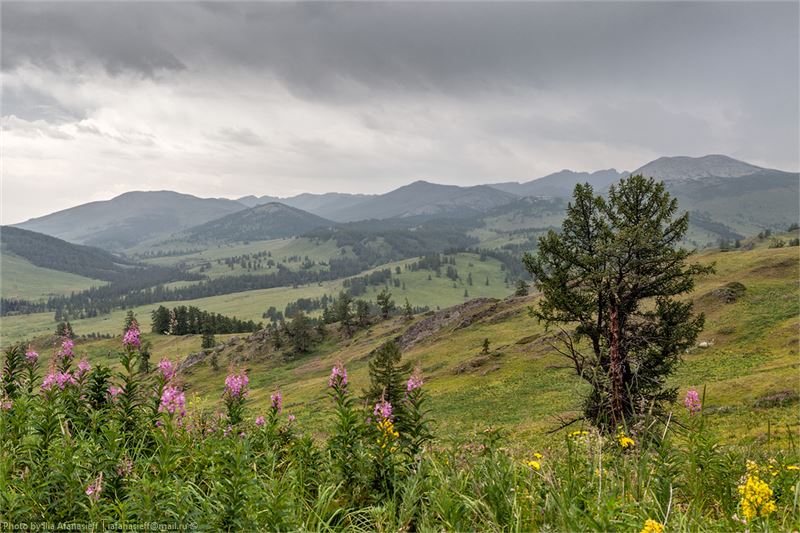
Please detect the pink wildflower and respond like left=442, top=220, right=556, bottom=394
left=288, top=414, right=296, bottom=423
left=42, top=371, right=76, bottom=391
left=328, top=362, right=348, bottom=388
left=75, top=359, right=91, bottom=378
left=57, top=337, right=75, bottom=360
left=108, top=385, right=123, bottom=398
left=85, top=473, right=103, bottom=502
left=407, top=367, right=424, bottom=392
left=122, top=324, right=141, bottom=348
left=1, top=396, right=12, bottom=410
left=25, top=349, right=39, bottom=365
left=158, top=385, right=186, bottom=417
left=224, top=372, right=249, bottom=399
left=255, top=416, right=265, bottom=426
left=158, top=359, right=176, bottom=381
left=684, top=388, right=702, bottom=415
left=271, top=390, right=283, bottom=414
left=373, top=400, right=393, bottom=420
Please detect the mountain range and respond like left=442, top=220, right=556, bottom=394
left=11, top=154, right=799, bottom=251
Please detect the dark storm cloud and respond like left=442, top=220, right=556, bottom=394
left=3, top=2, right=797, bottom=98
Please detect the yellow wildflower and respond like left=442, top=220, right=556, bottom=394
left=526, top=460, right=541, bottom=471
left=738, top=473, right=777, bottom=521
left=786, top=465, right=800, bottom=471
left=618, top=434, right=635, bottom=449
left=640, top=519, right=664, bottom=533
left=533, top=452, right=543, bottom=459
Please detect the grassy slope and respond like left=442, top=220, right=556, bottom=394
left=0, top=252, right=512, bottom=343
left=23, top=243, right=796, bottom=453
left=0, top=252, right=105, bottom=300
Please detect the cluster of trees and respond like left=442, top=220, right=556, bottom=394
left=0, top=298, right=47, bottom=317
left=150, top=305, right=262, bottom=338
left=130, top=248, right=203, bottom=259
left=342, top=268, right=392, bottom=296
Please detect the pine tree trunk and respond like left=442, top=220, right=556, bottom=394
left=608, top=304, right=625, bottom=426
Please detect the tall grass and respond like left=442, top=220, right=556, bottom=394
left=1, top=338, right=798, bottom=531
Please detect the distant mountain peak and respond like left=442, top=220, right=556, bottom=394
left=633, top=154, right=765, bottom=181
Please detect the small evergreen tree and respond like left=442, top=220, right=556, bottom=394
left=514, top=280, right=529, bottom=297
left=376, top=288, right=394, bottom=320
left=287, top=312, right=314, bottom=354
left=335, top=292, right=355, bottom=336
left=201, top=318, right=216, bottom=350
left=403, top=299, right=413, bottom=320
left=365, top=340, right=411, bottom=417
left=355, top=300, right=371, bottom=328
left=481, top=338, right=490, bottom=355
left=55, top=321, right=74, bottom=338
left=151, top=306, right=171, bottom=334
left=123, top=310, right=137, bottom=334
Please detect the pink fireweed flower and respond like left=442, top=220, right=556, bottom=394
left=1, top=396, right=12, bottom=410
left=158, top=359, right=176, bottom=381
left=684, top=388, right=702, bottom=415
left=122, top=324, right=141, bottom=348
left=42, top=371, right=76, bottom=391
left=328, top=362, right=348, bottom=388
left=288, top=414, right=296, bottom=423
left=255, top=416, right=265, bottom=426
left=373, top=400, right=393, bottom=420
left=158, top=385, right=186, bottom=416
left=75, top=359, right=91, bottom=378
left=108, top=385, right=123, bottom=398
left=407, top=367, right=424, bottom=392
left=85, top=473, right=103, bottom=502
left=270, top=390, right=283, bottom=414
left=224, top=372, right=249, bottom=398
left=25, top=349, right=39, bottom=365
left=57, top=337, right=75, bottom=360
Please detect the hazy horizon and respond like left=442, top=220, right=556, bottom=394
left=2, top=2, right=799, bottom=225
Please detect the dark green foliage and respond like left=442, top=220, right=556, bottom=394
left=150, top=305, right=171, bottom=334
left=365, top=341, right=411, bottom=418
left=355, top=299, right=371, bottom=327
left=377, top=288, right=394, bottom=319
left=151, top=305, right=261, bottom=335
left=86, top=364, right=113, bottom=410
left=481, top=338, right=491, bottom=355
left=334, top=291, right=355, bottom=336
left=1, top=344, right=24, bottom=399
left=55, top=321, right=74, bottom=338
left=524, top=175, right=712, bottom=430
left=123, top=310, right=138, bottom=334
left=515, top=279, right=529, bottom=297
left=403, top=298, right=414, bottom=320
left=286, top=312, right=315, bottom=354
left=201, top=318, right=216, bottom=350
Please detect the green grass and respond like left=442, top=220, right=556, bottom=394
left=0, top=252, right=106, bottom=300
left=0, top=252, right=513, bottom=345
left=138, top=245, right=798, bottom=451
left=5, top=244, right=798, bottom=452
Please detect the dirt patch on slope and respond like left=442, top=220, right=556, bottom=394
left=398, top=298, right=499, bottom=350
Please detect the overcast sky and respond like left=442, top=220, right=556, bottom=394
left=2, top=2, right=798, bottom=224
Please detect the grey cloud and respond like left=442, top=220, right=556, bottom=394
left=214, top=127, right=265, bottom=147
left=3, top=2, right=797, bottom=98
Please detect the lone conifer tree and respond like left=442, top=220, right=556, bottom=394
left=523, top=175, right=711, bottom=430
left=286, top=312, right=313, bottom=354
left=376, top=288, right=394, bottom=320
left=365, top=340, right=411, bottom=417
